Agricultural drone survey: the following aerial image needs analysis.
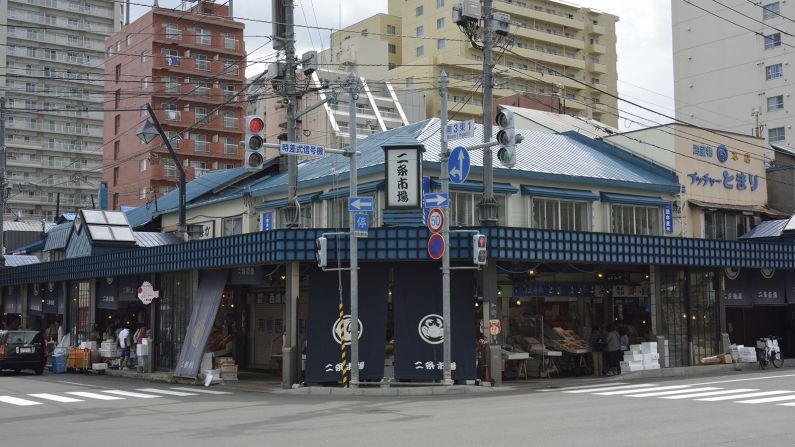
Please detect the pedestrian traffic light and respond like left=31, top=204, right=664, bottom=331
left=245, top=115, right=265, bottom=169
left=495, top=106, right=523, bottom=169
left=473, top=233, right=487, bottom=266
left=316, top=236, right=328, bottom=268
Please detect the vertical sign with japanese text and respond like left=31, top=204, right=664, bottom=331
left=385, top=148, right=421, bottom=209
left=663, top=204, right=673, bottom=234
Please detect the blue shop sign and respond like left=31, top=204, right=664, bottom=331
left=663, top=204, right=673, bottom=234
left=687, top=171, right=759, bottom=191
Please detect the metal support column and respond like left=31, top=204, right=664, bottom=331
left=439, top=72, right=453, bottom=385
left=283, top=262, right=300, bottom=387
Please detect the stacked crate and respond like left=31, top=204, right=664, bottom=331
left=216, top=356, right=238, bottom=381
left=67, top=347, right=91, bottom=370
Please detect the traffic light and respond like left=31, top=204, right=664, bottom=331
left=316, top=236, right=328, bottom=268
left=473, top=233, right=487, bottom=266
left=495, top=106, right=523, bottom=169
left=245, top=115, right=265, bottom=169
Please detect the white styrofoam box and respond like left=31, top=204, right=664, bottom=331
left=642, top=353, right=660, bottom=361
left=92, top=363, right=108, bottom=370
left=136, top=344, right=149, bottom=356
left=79, top=341, right=97, bottom=350
left=101, top=341, right=116, bottom=350
left=626, top=360, right=643, bottom=368
left=624, top=352, right=642, bottom=361
left=641, top=342, right=658, bottom=354
left=645, top=363, right=660, bottom=369
left=200, top=352, right=213, bottom=374
left=621, top=363, right=644, bottom=373
left=630, top=344, right=642, bottom=353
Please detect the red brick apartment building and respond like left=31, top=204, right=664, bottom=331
left=103, top=1, right=246, bottom=209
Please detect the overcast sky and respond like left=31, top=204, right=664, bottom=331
left=133, top=1, right=674, bottom=130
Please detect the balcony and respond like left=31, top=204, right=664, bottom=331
left=588, top=43, right=607, bottom=54
left=511, top=46, right=585, bottom=70
left=586, top=22, right=606, bottom=36
left=6, top=27, right=105, bottom=51
left=588, top=62, right=607, bottom=74
left=153, top=57, right=242, bottom=79
left=7, top=120, right=102, bottom=137
left=494, top=1, right=583, bottom=29
left=8, top=8, right=113, bottom=33
left=223, top=37, right=239, bottom=50
left=7, top=46, right=94, bottom=67
left=513, top=27, right=585, bottom=51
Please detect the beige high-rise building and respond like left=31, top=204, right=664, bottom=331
left=328, top=0, right=618, bottom=126
left=0, top=0, right=123, bottom=220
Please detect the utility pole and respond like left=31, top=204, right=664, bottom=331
left=479, top=0, right=501, bottom=386
left=439, top=72, right=453, bottom=385
left=346, top=73, right=361, bottom=386
left=0, top=98, right=6, bottom=267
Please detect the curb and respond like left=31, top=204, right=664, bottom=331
left=273, top=384, right=513, bottom=396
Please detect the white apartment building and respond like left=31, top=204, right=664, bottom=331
left=672, top=0, right=792, bottom=154
left=0, top=0, right=122, bottom=220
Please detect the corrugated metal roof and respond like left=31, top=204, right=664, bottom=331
left=4, top=255, right=40, bottom=266
left=739, top=219, right=789, bottom=239
left=133, top=232, right=181, bottom=247
left=3, top=221, right=55, bottom=232
left=44, top=222, right=72, bottom=251
left=503, top=106, right=619, bottom=138
left=125, top=167, right=252, bottom=228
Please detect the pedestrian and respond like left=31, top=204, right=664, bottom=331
left=606, top=323, right=621, bottom=376
left=118, top=324, right=131, bottom=370
left=588, top=324, right=607, bottom=377
left=619, top=326, right=629, bottom=362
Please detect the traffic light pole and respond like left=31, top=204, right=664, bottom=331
left=346, top=73, right=361, bottom=387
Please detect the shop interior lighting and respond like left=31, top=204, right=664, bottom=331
left=515, top=300, right=521, bottom=306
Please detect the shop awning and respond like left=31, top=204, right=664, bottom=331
left=255, top=193, right=321, bottom=210
left=174, top=269, right=228, bottom=379
left=317, top=181, right=385, bottom=201
left=430, top=178, right=519, bottom=194
left=521, top=185, right=598, bottom=201
left=688, top=199, right=789, bottom=218
left=600, top=192, right=671, bottom=207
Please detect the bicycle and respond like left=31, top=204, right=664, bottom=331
left=756, top=336, right=784, bottom=369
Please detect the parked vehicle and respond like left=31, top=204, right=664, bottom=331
left=757, top=336, right=784, bottom=369
left=0, top=330, right=46, bottom=375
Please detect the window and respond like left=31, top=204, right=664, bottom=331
left=114, top=115, right=120, bottom=134
left=140, top=50, right=150, bottom=63
left=139, top=159, right=148, bottom=172
left=450, top=192, right=506, bottom=226
left=416, top=46, right=424, bottom=57
left=163, top=160, right=177, bottom=177
left=196, top=28, right=211, bottom=45
left=704, top=211, right=753, bottom=240
left=769, top=126, right=786, bottom=141
left=281, top=203, right=314, bottom=228
left=193, top=106, right=207, bottom=122
left=126, top=34, right=133, bottom=46
left=163, top=48, right=179, bottom=66
left=326, top=194, right=377, bottom=228
left=767, top=94, right=784, bottom=111
left=164, top=23, right=180, bottom=40
left=387, top=24, right=397, bottom=35
left=114, top=90, right=121, bottom=108
left=139, top=187, right=148, bottom=200
left=438, top=39, right=446, bottom=49
left=406, top=76, right=415, bottom=87
left=610, top=204, right=661, bottom=236
left=114, top=64, right=121, bottom=82
left=763, top=2, right=780, bottom=20
left=416, top=25, right=424, bottom=37
left=388, top=44, right=397, bottom=54
left=141, top=76, right=150, bottom=89
left=388, top=63, right=396, bottom=70
left=416, top=5, right=423, bottom=16
left=437, top=17, right=445, bottom=29
left=361, top=29, right=368, bottom=37
left=192, top=134, right=209, bottom=152
left=766, top=63, right=783, bottom=80
left=113, top=167, right=119, bottom=186
left=113, top=141, right=120, bottom=160
left=530, top=198, right=589, bottom=231
left=222, top=217, right=243, bottom=236
left=224, top=136, right=237, bottom=154
left=107, top=46, right=113, bottom=57
left=116, top=41, right=121, bottom=52
left=765, top=33, right=781, bottom=49
left=193, top=53, right=209, bottom=71
left=437, top=0, right=444, bottom=7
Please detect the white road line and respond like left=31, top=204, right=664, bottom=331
left=170, top=387, right=231, bottom=395
left=66, top=391, right=124, bottom=401
left=737, top=394, right=795, bottom=404
left=137, top=388, right=198, bottom=397
left=28, top=393, right=83, bottom=403
left=595, top=385, right=690, bottom=396
left=776, top=402, right=795, bottom=407
left=0, top=396, right=42, bottom=406
left=103, top=390, right=162, bottom=399
left=56, top=381, right=97, bottom=387
left=697, top=390, right=792, bottom=402
left=537, top=382, right=628, bottom=392
left=627, top=387, right=722, bottom=398
left=660, top=389, right=759, bottom=400
left=564, top=384, right=657, bottom=394
left=690, top=374, right=795, bottom=387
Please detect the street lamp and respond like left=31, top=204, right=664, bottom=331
left=137, top=103, right=186, bottom=240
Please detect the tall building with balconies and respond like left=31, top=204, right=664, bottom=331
left=333, top=0, right=619, bottom=127
left=102, top=1, right=246, bottom=210
left=1, top=0, right=122, bottom=220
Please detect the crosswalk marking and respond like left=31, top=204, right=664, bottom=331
left=170, top=387, right=231, bottom=395
left=696, top=391, right=792, bottom=402
left=777, top=402, right=795, bottom=407
left=28, top=393, right=84, bottom=403
left=103, top=390, right=162, bottom=399
left=564, top=384, right=657, bottom=394
left=537, top=382, right=628, bottom=392
left=659, top=389, right=759, bottom=400
left=627, top=387, right=721, bottom=398
left=66, top=391, right=125, bottom=401
left=137, top=388, right=198, bottom=397
left=0, top=396, right=42, bottom=406
left=595, top=385, right=690, bottom=396
left=736, top=395, right=795, bottom=404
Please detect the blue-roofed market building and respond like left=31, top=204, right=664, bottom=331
left=1, top=116, right=793, bottom=385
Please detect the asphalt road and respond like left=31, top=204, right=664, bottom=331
left=3, top=369, right=795, bottom=446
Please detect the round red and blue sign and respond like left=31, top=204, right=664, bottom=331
left=427, top=233, right=445, bottom=260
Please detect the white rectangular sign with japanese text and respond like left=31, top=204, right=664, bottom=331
left=385, top=148, right=421, bottom=208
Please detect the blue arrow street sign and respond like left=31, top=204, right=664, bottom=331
left=423, top=192, right=449, bottom=209
left=348, top=196, right=374, bottom=212
left=448, top=146, right=471, bottom=184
